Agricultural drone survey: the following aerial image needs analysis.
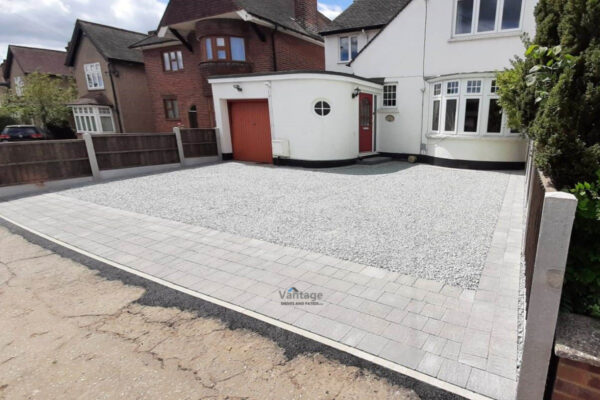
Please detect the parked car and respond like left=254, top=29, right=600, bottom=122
left=0, top=125, right=45, bottom=142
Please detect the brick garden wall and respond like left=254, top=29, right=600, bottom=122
left=143, top=19, right=324, bottom=133
left=552, top=358, right=600, bottom=400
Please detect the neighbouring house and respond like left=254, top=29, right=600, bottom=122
left=209, top=0, right=536, bottom=168
left=0, top=63, right=8, bottom=106
left=130, top=0, right=329, bottom=133
left=65, top=20, right=155, bottom=135
left=2, top=45, right=73, bottom=98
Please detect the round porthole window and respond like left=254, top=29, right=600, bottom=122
left=314, top=101, right=331, bottom=116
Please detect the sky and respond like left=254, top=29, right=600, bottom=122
left=0, top=0, right=352, bottom=63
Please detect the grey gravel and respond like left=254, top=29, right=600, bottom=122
left=63, top=161, right=510, bottom=289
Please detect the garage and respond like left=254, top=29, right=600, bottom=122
left=209, top=71, right=383, bottom=166
left=228, top=100, right=273, bottom=164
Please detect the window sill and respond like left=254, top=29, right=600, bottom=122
left=448, top=30, right=522, bottom=43
left=87, top=88, right=105, bottom=91
left=427, top=133, right=525, bottom=141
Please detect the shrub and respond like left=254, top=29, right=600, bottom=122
left=563, top=171, right=600, bottom=318
left=497, top=0, right=600, bottom=318
left=0, top=114, right=17, bottom=131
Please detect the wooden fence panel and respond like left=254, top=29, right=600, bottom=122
left=180, top=128, right=218, bottom=158
left=0, top=140, right=91, bottom=187
left=92, top=133, right=180, bottom=171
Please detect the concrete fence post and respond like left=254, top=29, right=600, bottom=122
left=517, top=191, right=578, bottom=400
left=173, top=127, right=185, bottom=166
left=82, top=133, right=100, bottom=180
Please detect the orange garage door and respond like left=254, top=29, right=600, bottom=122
left=228, top=100, right=273, bottom=164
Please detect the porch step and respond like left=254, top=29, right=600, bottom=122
left=358, top=156, right=394, bottom=166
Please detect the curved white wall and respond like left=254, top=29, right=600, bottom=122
left=210, top=74, right=382, bottom=162
left=427, top=136, right=528, bottom=162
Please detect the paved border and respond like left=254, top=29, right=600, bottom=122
left=0, top=213, right=489, bottom=400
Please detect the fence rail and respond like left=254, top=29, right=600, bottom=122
left=0, top=128, right=220, bottom=198
left=92, top=133, right=180, bottom=171
left=0, top=140, right=91, bottom=187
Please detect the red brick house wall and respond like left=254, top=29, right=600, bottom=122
left=552, top=358, right=600, bottom=400
left=143, top=18, right=324, bottom=132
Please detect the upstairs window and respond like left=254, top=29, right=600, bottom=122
left=383, top=84, right=397, bottom=107
left=84, top=63, right=104, bottom=90
left=454, top=0, right=523, bottom=36
left=339, top=36, right=358, bottom=62
left=13, top=76, right=24, bottom=96
left=204, top=37, right=246, bottom=62
left=163, top=51, right=184, bottom=71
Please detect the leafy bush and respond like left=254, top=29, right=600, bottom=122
left=563, top=171, right=600, bottom=318
left=0, top=114, right=17, bottom=131
left=497, top=0, right=600, bottom=318
left=497, top=0, right=600, bottom=189
left=46, top=121, right=76, bottom=140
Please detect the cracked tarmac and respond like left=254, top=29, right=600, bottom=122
left=0, top=226, right=422, bottom=400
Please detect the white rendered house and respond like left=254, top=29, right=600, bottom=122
left=210, top=0, right=537, bottom=168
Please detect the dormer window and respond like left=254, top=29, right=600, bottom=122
left=454, top=0, right=523, bottom=36
left=204, top=37, right=246, bottom=62
left=339, top=36, right=358, bottom=62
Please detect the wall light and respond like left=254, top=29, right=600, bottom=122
left=352, top=87, right=361, bottom=98
left=234, top=84, right=243, bottom=92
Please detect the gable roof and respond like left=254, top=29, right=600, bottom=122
left=65, top=20, right=148, bottom=66
left=320, top=0, right=413, bottom=36
left=2, top=45, right=71, bottom=80
left=158, top=0, right=326, bottom=41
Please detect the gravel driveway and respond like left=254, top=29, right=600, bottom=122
left=63, top=162, right=511, bottom=289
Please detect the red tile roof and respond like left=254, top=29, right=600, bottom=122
left=4, top=45, right=72, bottom=79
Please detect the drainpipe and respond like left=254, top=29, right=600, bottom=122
left=107, top=62, right=124, bottom=133
left=419, top=0, right=429, bottom=155
left=271, top=25, right=279, bottom=71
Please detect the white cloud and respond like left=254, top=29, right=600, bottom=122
left=318, top=2, right=343, bottom=20
left=0, top=0, right=166, bottom=61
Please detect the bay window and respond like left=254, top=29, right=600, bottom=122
left=204, top=37, right=246, bottom=62
left=340, top=36, right=358, bottom=62
left=429, top=77, right=519, bottom=137
left=72, top=106, right=115, bottom=134
left=454, top=0, right=523, bottom=36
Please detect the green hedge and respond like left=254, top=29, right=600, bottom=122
left=497, top=0, right=600, bottom=318
left=563, top=172, right=600, bottom=318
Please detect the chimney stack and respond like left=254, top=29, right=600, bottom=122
left=295, top=0, right=318, bottom=31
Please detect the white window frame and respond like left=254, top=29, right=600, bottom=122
left=452, top=0, right=525, bottom=38
left=461, top=80, right=483, bottom=135
left=71, top=106, right=115, bottom=134
left=431, top=83, right=442, bottom=133
left=443, top=81, right=460, bottom=134
left=382, top=84, right=397, bottom=108
left=163, top=51, right=184, bottom=71
left=339, top=35, right=358, bottom=62
left=13, top=76, right=24, bottom=96
left=429, top=76, right=520, bottom=137
left=84, top=63, right=104, bottom=90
